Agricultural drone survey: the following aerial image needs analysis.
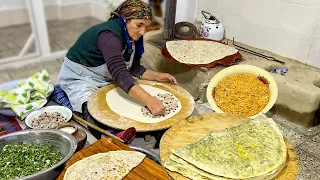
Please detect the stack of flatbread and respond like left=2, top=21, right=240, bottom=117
left=64, top=151, right=145, bottom=180
left=164, top=116, right=287, bottom=180
left=166, top=40, right=238, bottom=65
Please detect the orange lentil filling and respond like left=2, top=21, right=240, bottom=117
left=213, top=74, right=269, bottom=117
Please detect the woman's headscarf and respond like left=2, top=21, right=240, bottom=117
left=111, top=0, right=152, bottom=56
left=111, top=0, right=152, bottom=21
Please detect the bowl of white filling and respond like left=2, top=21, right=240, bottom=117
left=25, top=106, right=72, bottom=129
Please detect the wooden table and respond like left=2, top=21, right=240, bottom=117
left=57, top=137, right=169, bottom=180
left=160, top=113, right=299, bottom=180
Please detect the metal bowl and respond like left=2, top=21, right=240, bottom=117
left=0, top=129, right=77, bottom=180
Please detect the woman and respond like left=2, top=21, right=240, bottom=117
left=58, top=0, right=176, bottom=139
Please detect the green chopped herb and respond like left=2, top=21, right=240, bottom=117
left=0, top=144, right=61, bottom=180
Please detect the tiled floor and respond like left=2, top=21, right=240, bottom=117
left=1, top=17, right=320, bottom=180
left=0, top=23, right=33, bottom=59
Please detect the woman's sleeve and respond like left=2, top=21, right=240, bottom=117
left=130, top=53, right=147, bottom=79
left=98, top=31, right=136, bottom=93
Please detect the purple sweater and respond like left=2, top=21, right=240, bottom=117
left=97, top=31, right=146, bottom=93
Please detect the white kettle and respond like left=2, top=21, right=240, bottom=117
left=200, top=11, right=225, bottom=41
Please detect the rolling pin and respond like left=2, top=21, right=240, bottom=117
left=72, top=113, right=124, bottom=143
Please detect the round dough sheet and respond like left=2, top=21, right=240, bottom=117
left=106, top=85, right=182, bottom=123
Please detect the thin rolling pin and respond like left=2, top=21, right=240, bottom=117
left=72, top=113, right=124, bottom=143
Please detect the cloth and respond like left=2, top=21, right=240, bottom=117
left=111, top=0, right=152, bottom=21
left=98, top=31, right=146, bottom=93
left=101, top=127, right=136, bottom=144
left=0, top=70, right=53, bottom=119
left=51, top=85, right=73, bottom=110
left=0, top=114, right=23, bottom=136
left=268, top=68, right=288, bottom=75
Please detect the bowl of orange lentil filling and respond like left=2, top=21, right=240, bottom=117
left=206, top=65, right=278, bottom=118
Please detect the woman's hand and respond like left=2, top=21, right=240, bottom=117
left=156, top=73, right=177, bottom=84
left=145, top=96, right=165, bottom=115
left=128, top=84, right=165, bottom=115
left=141, top=70, right=178, bottom=84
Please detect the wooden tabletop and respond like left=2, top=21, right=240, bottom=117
left=57, top=137, right=169, bottom=180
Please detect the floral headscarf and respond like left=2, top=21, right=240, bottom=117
left=111, top=0, right=152, bottom=21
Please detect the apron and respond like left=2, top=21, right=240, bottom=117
left=59, top=45, right=136, bottom=113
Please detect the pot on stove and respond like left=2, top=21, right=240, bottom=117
left=200, top=11, right=225, bottom=41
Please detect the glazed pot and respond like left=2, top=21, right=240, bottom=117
left=200, top=11, right=225, bottom=41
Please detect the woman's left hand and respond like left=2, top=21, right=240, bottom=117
left=156, top=73, right=178, bottom=84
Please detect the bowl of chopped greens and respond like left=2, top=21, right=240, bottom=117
left=0, top=129, right=77, bottom=180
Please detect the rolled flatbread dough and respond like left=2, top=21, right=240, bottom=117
left=166, top=40, right=238, bottom=64
left=106, top=85, right=182, bottom=123
left=64, top=151, right=145, bottom=180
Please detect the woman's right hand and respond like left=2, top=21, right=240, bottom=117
left=145, top=96, right=165, bottom=115
left=128, top=84, right=165, bottom=115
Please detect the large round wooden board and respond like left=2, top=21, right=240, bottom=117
left=160, top=113, right=298, bottom=180
left=88, top=80, right=195, bottom=132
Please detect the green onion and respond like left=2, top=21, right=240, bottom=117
left=0, top=144, right=61, bottom=180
